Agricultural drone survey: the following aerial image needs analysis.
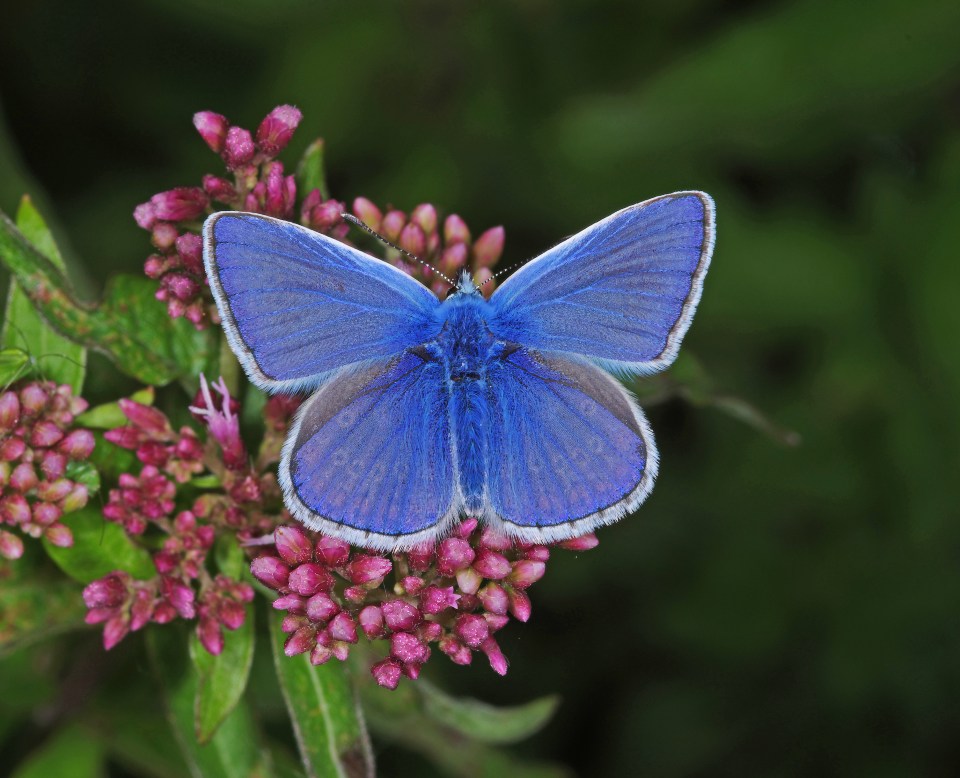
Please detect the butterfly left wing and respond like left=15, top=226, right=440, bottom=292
left=482, top=347, right=657, bottom=542
left=204, top=212, right=441, bottom=393
left=279, top=351, right=456, bottom=550
left=489, top=192, right=714, bottom=375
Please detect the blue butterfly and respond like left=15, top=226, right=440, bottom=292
left=203, top=191, right=715, bottom=550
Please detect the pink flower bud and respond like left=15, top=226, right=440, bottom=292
left=251, top=555, right=290, bottom=590
left=30, top=420, right=64, bottom=448
left=219, top=600, right=247, bottom=631
left=272, top=593, right=306, bottom=613
left=287, top=562, right=333, bottom=597
left=420, top=585, right=461, bottom=615
left=282, top=614, right=307, bottom=633
left=0, top=392, right=20, bottom=431
left=274, top=525, right=313, bottom=565
left=32, top=502, right=62, bottom=526
left=40, top=451, right=66, bottom=480
left=198, top=617, right=225, bottom=655
left=400, top=576, right=425, bottom=595
left=202, top=174, right=237, bottom=203
left=455, top=614, right=490, bottom=648
left=19, top=382, right=48, bottom=413
left=163, top=578, right=196, bottom=619
left=371, top=658, right=402, bottom=690
left=152, top=223, right=178, bottom=251
left=524, top=546, right=550, bottom=562
left=390, top=632, right=430, bottom=664
left=481, top=636, right=508, bottom=676
left=557, top=533, right=599, bottom=551
left=9, top=463, right=37, bottom=492
left=222, top=126, right=255, bottom=168
left=37, top=479, right=72, bottom=502
left=150, top=188, right=208, bottom=222
left=352, top=197, right=382, bottom=231
left=436, top=537, right=475, bottom=575
left=457, top=518, right=479, bottom=538
left=478, top=526, right=512, bottom=551
left=406, top=542, right=435, bottom=571
left=473, top=226, right=505, bottom=268
left=193, top=111, right=229, bottom=153
left=62, top=484, right=89, bottom=513
left=0, top=437, right=25, bottom=461
left=0, top=530, right=24, bottom=560
left=507, top=559, right=546, bottom=589
left=131, top=587, right=155, bottom=631
left=478, top=583, right=509, bottom=615
left=305, top=592, right=340, bottom=623
left=119, top=399, right=170, bottom=437
left=328, top=612, right=358, bottom=644
left=134, top=202, right=158, bottom=230
left=315, top=535, right=351, bottom=567
left=103, top=614, right=130, bottom=650
left=358, top=605, right=385, bottom=638
left=59, top=429, right=95, bottom=459
left=1, top=494, right=31, bottom=525
left=440, top=242, right=468, bottom=275
left=484, top=613, right=509, bottom=632
left=399, top=223, right=426, bottom=257
left=456, top=567, right=483, bottom=595
left=473, top=549, right=512, bottom=580
left=444, top=214, right=470, bottom=245
left=418, top=621, right=443, bottom=643
left=343, top=586, right=367, bottom=603
left=347, top=554, right=392, bottom=585
left=381, top=599, right=422, bottom=632
left=411, top=204, right=438, bottom=236
left=311, top=643, right=333, bottom=666
left=284, top=625, right=316, bottom=657
left=381, top=210, right=406, bottom=242
left=256, top=105, right=302, bottom=158
left=507, top=587, right=532, bottom=622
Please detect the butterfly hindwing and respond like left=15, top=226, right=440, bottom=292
left=279, top=351, right=456, bottom=550
left=204, top=212, right=441, bottom=392
left=489, top=191, right=714, bottom=375
left=483, top=347, right=658, bottom=541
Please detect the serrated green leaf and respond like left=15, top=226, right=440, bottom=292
left=417, top=681, right=560, bottom=745
left=2, top=197, right=87, bottom=392
left=296, top=139, right=329, bottom=200
left=10, top=723, right=103, bottom=778
left=269, top=610, right=374, bottom=778
left=148, top=626, right=260, bottom=778
left=43, top=507, right=154, bottom=583
left=0, top=210, right=216, bottom=386
left=0, top=347, right=29, bottom=386
left=0, top=562, right=86, bottom=657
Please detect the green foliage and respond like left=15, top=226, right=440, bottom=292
left=268, top=611, right=374, bottom=778
left=43, top=507, right=154, bottom=583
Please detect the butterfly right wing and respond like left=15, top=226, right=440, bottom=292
left=204, top=212, right=442, bottom=393
left=280, top=351, right=457, bottom=551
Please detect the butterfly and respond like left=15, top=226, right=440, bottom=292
left=203, top=191, right=715, bottom=551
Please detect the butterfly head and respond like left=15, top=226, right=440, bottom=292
left=446, top=269, right=480, bottom=299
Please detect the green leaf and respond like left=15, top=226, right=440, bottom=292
left=190, top=604, right=255, bottom=744
left=296, top=139, right=329, bottom=200
left=416, top=681, right=560, bottom=745
left=43, top=507, right=154, bottom=583
left=269, top=610, right=374, bottom=778
left=148, top=626, right=260, bottom=778
left=190, top=474, right=223, bottom=490
left=65, top=460, right=101, bottom=495
left=0, top=562, right=86, bottom=658
left=0, top=347, right=29, bottom=386
left=10, top=723, right=103, bottom=778
left=87, top=430, right=137, bottom=480
left=1, top=197, right=87, bottom=392
left=0, top=209, right=216, bottom=386
left=75, top=386, right=156, bottom=429
left=214, top=535, right=245, bottom=580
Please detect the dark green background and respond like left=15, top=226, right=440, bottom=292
left=2, top=0, right=959, bottom=775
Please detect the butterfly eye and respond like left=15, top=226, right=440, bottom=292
left=444, top=287, right=459, bottom=300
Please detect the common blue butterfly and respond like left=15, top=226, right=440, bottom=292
left=203, top=191, right=715, bottom=551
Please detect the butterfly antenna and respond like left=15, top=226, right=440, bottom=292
left=478, top=258, right=527, bottom=289
left=341, top=213, right=458, bottom=290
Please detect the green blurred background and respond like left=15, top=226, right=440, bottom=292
left=2, top=0, right=960, bottom=775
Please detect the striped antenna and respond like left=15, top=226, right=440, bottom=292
left=478, top=258, right=527, bottom=290
left=341, top=213, right=458, bottom=290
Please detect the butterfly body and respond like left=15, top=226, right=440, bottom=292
left=204, top=192, right=715, bottom=550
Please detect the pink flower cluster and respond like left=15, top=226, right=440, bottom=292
left=251, top=520, right=598, bottom=690
left=351, top=198, right=505, bottom=297
left=84, top=378, right=298, bottom=655
left=135, top=105, right=352, bottom=329
left=135, top=105, right=507, bottom=328
left=0, top=381, right=94, bottom=558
